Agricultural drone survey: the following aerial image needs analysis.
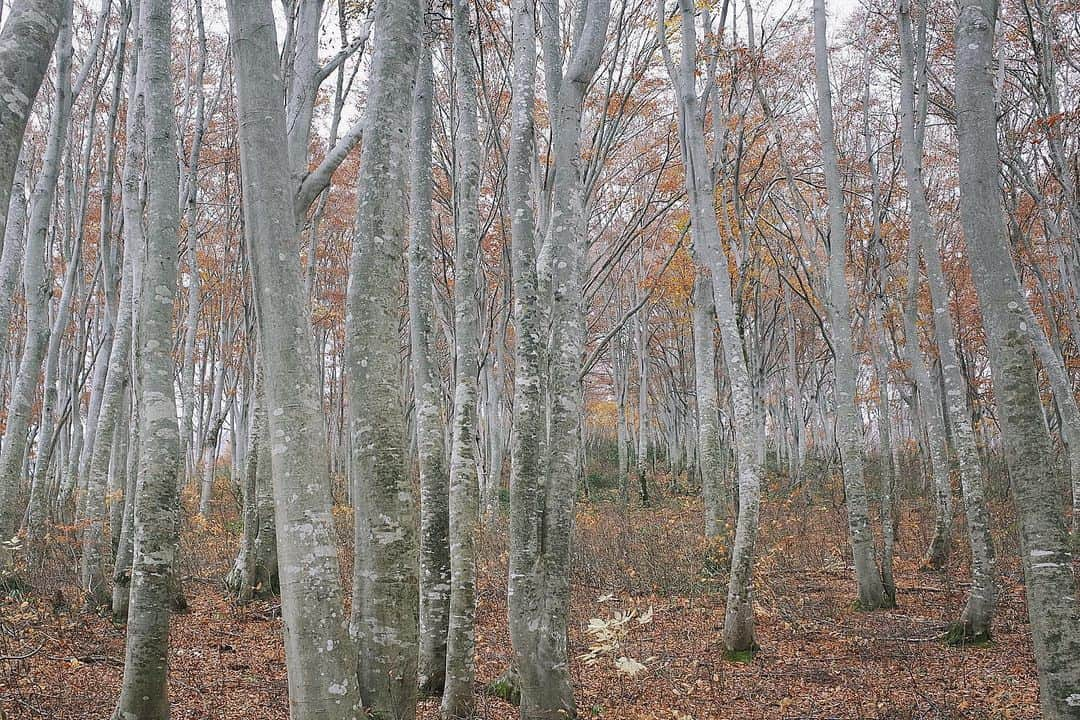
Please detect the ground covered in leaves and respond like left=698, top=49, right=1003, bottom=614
left=0, top=475, right=1045, bottom=719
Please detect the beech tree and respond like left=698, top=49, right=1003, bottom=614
left=1, top=0, right=1078, bottom=718
left=954, top=0, right=1080, bottom=712
left=226, top=0, right=361, bottom=715
left=112, top=0, right=182, bottom=711
left=344, top=0, right=422, bottom=714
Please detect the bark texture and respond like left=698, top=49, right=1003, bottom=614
left=406, top=37, right=451, bottom=697
left=955, top=0, right=1080, bottom=713
left=897, top=0, right=994, bottom=639
left=0, top=5, right=71, bottom=544
left=0, top=0, right=65, bottom=239
left=226, top=0, right=362, bottom=715
left=442, top=0, right=482, bottom=714
left=344, top=0, right=422, bottom=715
left=112, top=0, right=181, bottom=712
left=812, top=0, right=889, bottom=610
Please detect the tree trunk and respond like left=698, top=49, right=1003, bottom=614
left=955, top=0, right=1080, bottom=712
left=897, top=0, right=995, bottom=640
left=0, top=7, right=71, bottom=546
left=812, top=0, right=888, bottom=610
left=225, top=371, right=278, bottom=601
left=442, top=0, right=482, bottom=714
left=343, top=0, right=421, bottom=714
left=901, top=242, right=953, bottom=570
left=692, top=269, right=726, bottom=536
left=112, top=0, right=182, bottom=711
left=0, top=0, right=65, bottom=240
left=225, top=0, right=362, bottom=714
left=407, top=37, right=451, bottom=698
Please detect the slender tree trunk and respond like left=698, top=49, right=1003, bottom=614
left=901, top=243, right=953, bottom=570
left=507, top=0, right=610, bottom=715
left=225, top=371, right=277, bottom=601
left=80, top=221, right=139, bottom=605
left=0, top=161, right=27, bottom=369
left=197, top=354, right=226, bottom=515
left=635, top=308, right=650, bottom=505
left=955, top=0, right=1080, bottom=712
left=407, top=37, right=451, bottom=697
left=442, top=1, right=482, bottom=713
left=868, top=300, right=897, bottom=602
left=693, top=269, right=726, bottom=536
left=0, top=7, right=72, bottom=546
left=658, top=0, right=763, bottom=650
left=896, top=0, right=995, bottom=639
left=812, top=0, right=888, bottom=610
left=112, top=400, right=139, bottom=622
left=112, top=0, right=182, bottom=711
left=1019, top=297, right=1080, bottom=542
left=225, top=0, right=362, bottom=714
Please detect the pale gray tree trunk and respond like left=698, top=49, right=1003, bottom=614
left=406, top=38, right=450, bottom=697
left=693, top=274, right=726, bottom=536
left=284, top=0, right=323, bottom=194
left=442, top=0, right=482, bottom=713
left=81, top=222, right=141, bottom=605
left=1019, top=297, right=1080, bottom=541
left=107, top=390, right=131, bottom=559
left=812, top=0, right=888, bottom=609
left=197, top=353, right=226, bottom=515
left=0, top=160, right=27, bottom=366
left=0, top=7, right=71, bottom=545
left=225, top=0, right=362, bottom=714
left=955, top=0, right=1080, bottom=713
left=36, top=228, right=86, bottom=524
left=784, top=286, right=803, bottom=485
left=868, top=299, right=897, bottom=602
left=110, top=0, right=145, bottom=624
left=658, top=0, right=762, bottom=650
left=897, top=0, right=995, bottom=639
left=112, top=0, right=182, bottom=711
left=0, top=0, right=65, bottom=240
left=901, top=243, right=953, bottom=570
left=343, top=0, right=421, bottom=715
left=506, top=0, right=609, bottom=715
left=506, top=1, right=561, bottom=711
left=178, top=0, right=208, bottom=484
left=635, top=305, right=650, bottom=504
left=227, top=388, right=261, bottom=605
left=225, top=373, right=278, bottom=601
left=74, top=19, right=133, bottom=579
left=112, top=400, right=139, bottom=622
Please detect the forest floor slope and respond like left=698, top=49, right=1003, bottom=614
left=0, top=478, right=1043, bottom=719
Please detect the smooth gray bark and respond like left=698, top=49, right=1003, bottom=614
left=901, top=243, right=953, bottom=570
left=343, top=0, right=421, bottom=715
left=406, top=38, right=450, bottom=697
left=0, top=159, right=27, bottom=367
left=955, top=0, right=1080, bottom=713
left=897, top=0, right=994, bottom=639
left=0, top=0, right=65, bottom=240
left=507, top=0, right=610, bottom=715
left=658, top=0, right=762, bottom=650
left=442, top=0, right=482, bottom=713
left=112, top=0, right=182, bottom=711
left=0, top=7, right=71, bottom=545
left=225, top=374, right=278, bottom=602
left=812, top=0, right=889, bottom=609
left=225, top=0, right=362, bottom=715
left=693, top=273, right=726, bottom=536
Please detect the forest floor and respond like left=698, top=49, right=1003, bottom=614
left=0, top=473, right=1047, bottom=719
